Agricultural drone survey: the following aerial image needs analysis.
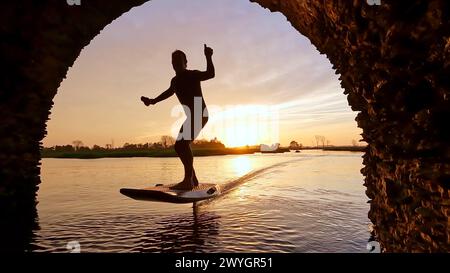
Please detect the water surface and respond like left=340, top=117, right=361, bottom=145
left=33, top=150, right=371, bottom=252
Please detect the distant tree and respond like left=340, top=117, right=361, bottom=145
left=122, top=143, right=138, bottom=150
left=72, top=140, right=84, bottom=151
left=153, top=142, right=164, bottom=149
left=289, top=140, right=300, bottom=150
left=315, top=135, right=326, bottom=148
left=315, top=135, right=321, bottom=148
left=192, top=138, right=225, bottom=149
left=161, top=135, right=175, bottom=148
left=42, top=147, right=54, bottom=152
left=92, top=145, right=103, bottom=151
left=129, top=144, right=137, bottom=149
left=55, top=145, right=75, bottom=152
left=78, top=146, right=91, bottom=152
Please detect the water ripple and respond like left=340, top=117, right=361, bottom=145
left=34, top=152, right=371, bottom=252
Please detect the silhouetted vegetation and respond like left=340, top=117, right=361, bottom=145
left=41, top=137, right=366, bottom=159
left=322, top=146, right=365, bottom=152
left=289, top=137, right=365, bottom=152
left=289, top=140, right=302, bottom=150
left=41, top=138, right=260, bottom=159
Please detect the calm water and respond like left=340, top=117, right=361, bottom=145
left=33, top=150, right=371, bottom=252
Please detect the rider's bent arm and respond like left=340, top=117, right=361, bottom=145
left=196, top=56, right=215, bottom=81
left=154, top=79, right=175, bottom=104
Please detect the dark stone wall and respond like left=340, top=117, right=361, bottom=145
left=254, top=0, right=450, bottom=253
left=0, top=0, right=448, bottom=252
left=0, top=0, right=149, bottom=251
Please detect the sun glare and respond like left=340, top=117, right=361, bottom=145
left=230, top=156, right=253, bottom=176
left=200, top=105, right=280, bottom=148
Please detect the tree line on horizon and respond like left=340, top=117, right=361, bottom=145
left=43, top=135, right=364, bottom=154
left=42, top=136, right=226, bottom=153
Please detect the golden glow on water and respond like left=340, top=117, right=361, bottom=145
left=35, top=151, right=369, bottom=252
left=236, top=185, right=249, bottom=201
left=230, top=156, right=252, bottom=177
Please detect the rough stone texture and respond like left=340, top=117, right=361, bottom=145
left=0, top=0, right=449, bottom=252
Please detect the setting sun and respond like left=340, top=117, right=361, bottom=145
left=200, top=105, right=279, bottom=147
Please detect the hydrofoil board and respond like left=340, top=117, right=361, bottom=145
left=120, top=183, right=220, bottom=203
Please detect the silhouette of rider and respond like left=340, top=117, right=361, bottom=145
left=141, top=44, right=215, bottom=190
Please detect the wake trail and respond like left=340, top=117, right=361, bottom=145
left=198, top=157, right=305, bottom=206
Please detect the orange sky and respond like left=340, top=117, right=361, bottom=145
left=43, top=0, right=362, bottom=148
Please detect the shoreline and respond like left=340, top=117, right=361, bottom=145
left=41, top=147, right=260, bottom=159
left=41, top=146, right=365, bottom=159
left=321, top=146, right=365, bottom=152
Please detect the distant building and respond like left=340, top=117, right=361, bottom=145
left=260, top=143, right=280, bottom=152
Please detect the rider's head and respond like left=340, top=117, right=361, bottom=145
left=172, top=50, right=187, bottom=73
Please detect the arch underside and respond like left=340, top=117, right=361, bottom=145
left=0, top=0, right=448, bottom=252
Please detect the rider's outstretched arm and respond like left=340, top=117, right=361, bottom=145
left=141, top=79, right=175, bottom=106
left=153, top=82, right=175, bottom=104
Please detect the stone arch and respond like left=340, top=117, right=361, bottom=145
left=0, top=0, right=448, bottom=252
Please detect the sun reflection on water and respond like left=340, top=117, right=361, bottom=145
left=230, top=156, right=253, bottom=177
